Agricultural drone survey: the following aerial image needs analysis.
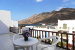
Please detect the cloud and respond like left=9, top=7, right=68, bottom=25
left=36, top=0, right=42, bottom=2
left=62, top=0, right=69, bottom=2
left=56, top=7, right=63, bottom=11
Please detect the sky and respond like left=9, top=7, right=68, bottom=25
left=0, top=0, right=75, bottom=21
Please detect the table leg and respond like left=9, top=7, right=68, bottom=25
left=27, top=47, right=30, bottom=50
left=13, top=44, right=17, bottom=50
left=36, top=43, right=39, bottom=50
left=14, top=46, right=17, bottom=50
left=31, top=46, right=33, bottom=50
left=23, top=48, right=25, bottom=50
left=36, top=45, right=37, bottom=50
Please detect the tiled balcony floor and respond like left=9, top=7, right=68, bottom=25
left=0, top=33, right=65, bottom=50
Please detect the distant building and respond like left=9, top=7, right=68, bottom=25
left=58, top=19, right=75, bottom=33
left=0, top=10, right=18, bottom=34
left=58, top=19, right=75, bottom=44
left=41, top=24, right=46, bottom=28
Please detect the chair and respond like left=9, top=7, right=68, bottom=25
left=13, top=33, right=27, bottom=50
left=22, top=27, right=30, bottom=33
left=37, top=36, right=60, bottom=50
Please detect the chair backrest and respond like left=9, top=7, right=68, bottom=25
left=22, top=27, right=29, bottom=33
left=38, top=36, right=60, bottom=50
left=13, top=34, right=23, bottom=42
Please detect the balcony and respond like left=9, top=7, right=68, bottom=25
left=0, top=33, right=66, bottom=50
left=1, top=27, right=75, bottom=50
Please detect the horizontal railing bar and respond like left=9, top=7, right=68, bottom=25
left=30, top=29, right=54, bottom=32
left=60, top=33, right=75, bottom=35
left=30, top=29, right=75, bottom=35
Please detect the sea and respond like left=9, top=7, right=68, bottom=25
left=18, top=24, right=41, bottom=27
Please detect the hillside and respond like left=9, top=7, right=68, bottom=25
left=18, top=8, right=75, bottom=24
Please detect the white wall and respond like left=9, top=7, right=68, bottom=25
left=58, top=19, right=75, bottom=31
left=11, top=20, right=13, bottom=27
left=0, top=10, right=11, bottom=34
left=0, top=10, right=18, bottom=34
left=13, top=21, right=18, bottom=27
left=11, top=20, right=18, bottom=27
left=58, top=19, right=74, bottom=44
left=58, top=19, right=75, bottom=27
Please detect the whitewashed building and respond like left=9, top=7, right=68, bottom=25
left=58, top=19, right=75, bottom=44
left=58, top=19, right=75, bottom=33
left=0, top=10, right=18, bottom=34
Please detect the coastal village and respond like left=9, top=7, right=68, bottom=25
left=1, top=8, right=75, bottom=50
left=1, top=0, right=75, bottom=50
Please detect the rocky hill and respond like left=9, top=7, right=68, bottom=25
left=18, top=8, right=75, bottom=24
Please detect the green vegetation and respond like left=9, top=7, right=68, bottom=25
left=50, top=40, right=52, bottom=44
left=58, top=41, right=66, bottom=47
left=58, top=42, right=61, bottom=46
left=36, top=26, right=38, bottom=28
left=57, top=33, right=59, bottom=36
left=20, top=24, right=25, bottom=29
left=63, top=34, right=66, bottom=37
left=39, top=26, right=41, bottom=27
left=63, top=41, right=66, bottom=47
left=35, top=26, right=41, bottom=28
left=58, top=31, right=67, bottom=37
left=59, top=34, right=66, bottom=37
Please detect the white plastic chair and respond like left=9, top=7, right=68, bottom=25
left=22, top=27, right=29, bottom=33
left=37, top=36, right=60, bottom=50
left=13, top=34, right=27, bottom=50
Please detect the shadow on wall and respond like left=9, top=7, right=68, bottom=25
left=0, top=20, right=9, bottom=34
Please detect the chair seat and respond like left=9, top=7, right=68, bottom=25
left=37, top=44, right=48, bottom=50
left=37, top=44, right=56, bottom=50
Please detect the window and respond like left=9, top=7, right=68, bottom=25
left=63, top=24, right=67, bottom=29
left=68, top=27, right=70, bottom=29
left=72, top=27, right=74, bottom=30
left=59, top=27, right=61, bottom=29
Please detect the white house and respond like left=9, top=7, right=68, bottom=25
left=58, top=19, right=75, bottom=33
left=58, top=19, right=75, bottom=44
left=0, top=10, right=18, bottom=34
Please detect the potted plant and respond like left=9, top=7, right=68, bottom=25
left=20, top=30, right=31, bottom=41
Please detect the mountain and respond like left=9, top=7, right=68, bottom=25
left=18, top=8, right=75, bottom=24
